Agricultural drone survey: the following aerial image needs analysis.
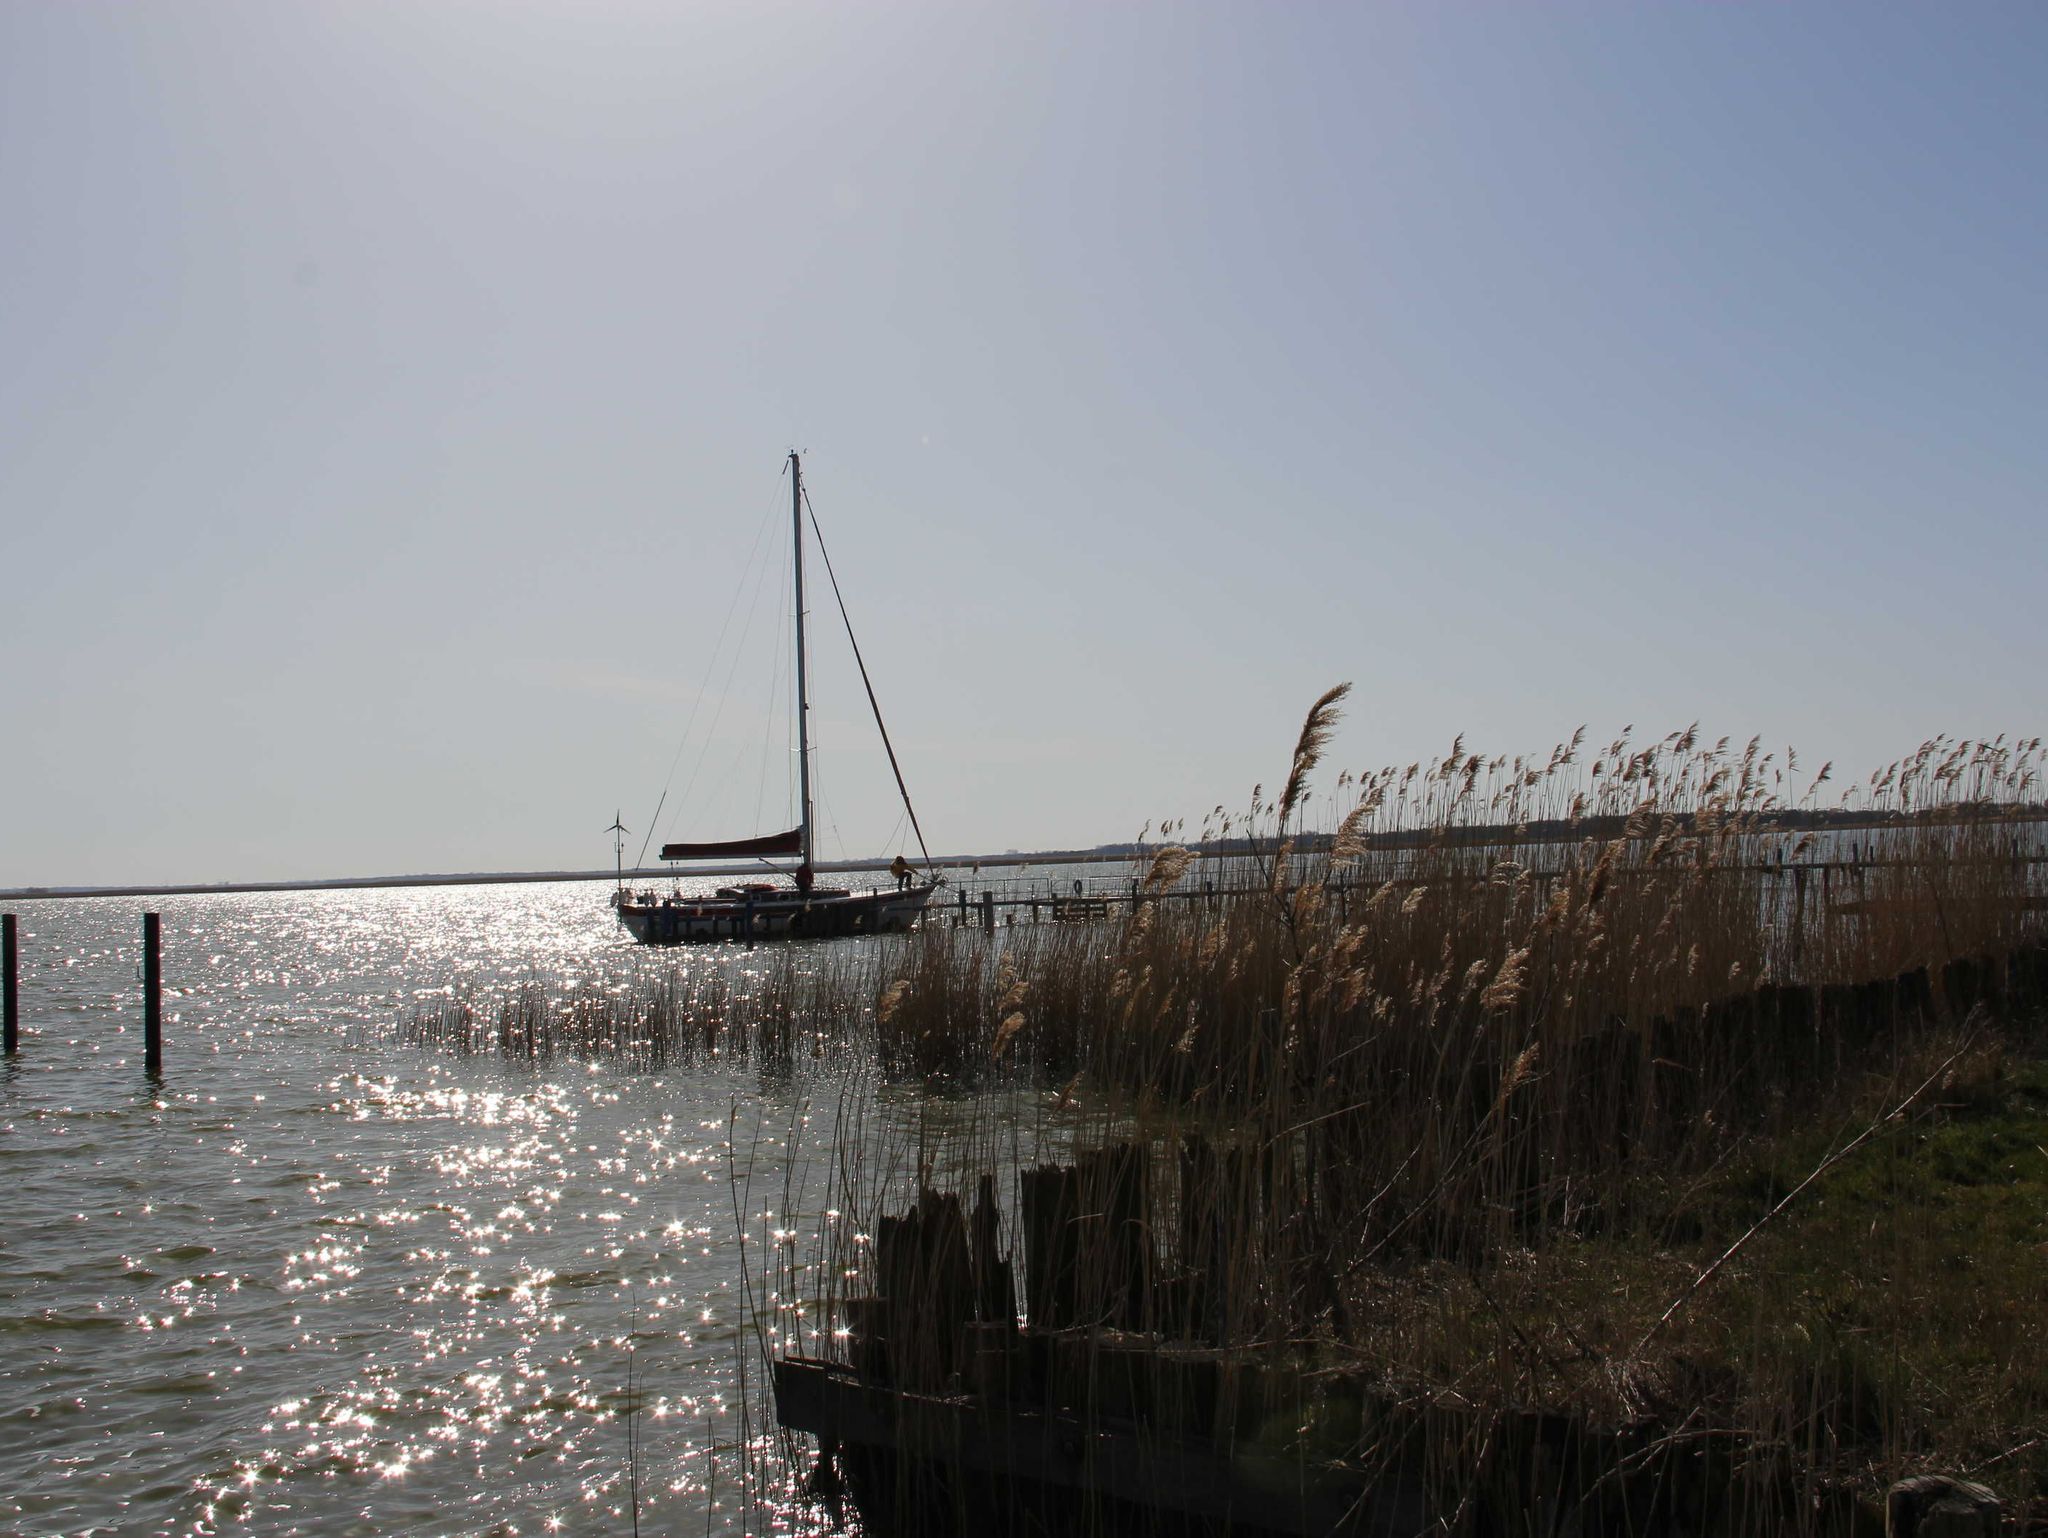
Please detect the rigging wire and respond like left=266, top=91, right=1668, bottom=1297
left=803, top=708, right=822, bottom=853
left=807, top=774, right=834, bottom=864
left=800, top=480, right=936, bottom=871
left=633, top=496, right=779, bottom=868
left=753, top=532, right=793, bottom=844
left=654, top=496, right=787, bottom=856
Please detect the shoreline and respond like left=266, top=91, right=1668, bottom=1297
left=0, top=848, right=1148, bottom=904
left=8, top=806, right=2041, bottom=904
left=8, top=806, right=2039, bottom=901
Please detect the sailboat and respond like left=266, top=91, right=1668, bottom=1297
left=613, top=452, right=940, bottom=944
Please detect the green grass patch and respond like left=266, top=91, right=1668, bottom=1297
left=1340, top=1051, right=2048, bottom=1511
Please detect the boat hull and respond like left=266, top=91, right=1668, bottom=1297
left=616, top=884, right=937, bottom=945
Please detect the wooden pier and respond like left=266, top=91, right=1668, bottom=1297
left=934, top=851, right=2048, bottom=932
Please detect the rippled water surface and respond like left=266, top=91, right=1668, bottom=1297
left=0, top=882, right=901, bottom=1537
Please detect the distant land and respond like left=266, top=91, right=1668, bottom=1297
left=4, top=804, right=2039, bottom=903
left=0, top=849, right=1143, bottom=903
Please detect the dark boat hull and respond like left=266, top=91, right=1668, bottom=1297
left=616, top=883, right=936, bottom=944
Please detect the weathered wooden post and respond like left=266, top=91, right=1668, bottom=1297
left=981, top=890, right=996, bottom=934
left=142, top=912, right=162, bottom=1074
left=958, top=888, right=968, bottom=928
left=744, top=893, right=756, bottom=951
left=1792, top=866, right=1807, bottom=970
left=3, top=912, right=18, bottom=1055
left=1888, top=1476, right=1999, bottom=1538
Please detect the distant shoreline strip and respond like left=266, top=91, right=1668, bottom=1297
left=7, top=806, right=2041, bottom=902
left=0, top=850, right=1143, bottom=903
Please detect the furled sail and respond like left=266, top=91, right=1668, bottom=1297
left=659, top=829, right=803, bottom=861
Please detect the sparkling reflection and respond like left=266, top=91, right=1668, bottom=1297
left=0, top=883, right=864, bottom=1536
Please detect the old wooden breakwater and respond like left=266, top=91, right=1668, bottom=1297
left=776, top=1159, right=2014, bottom=1538
left=1, top=911, right=167, bottom=1072
left=774, top=946, right=2048, bottom=1538
left=774, top=1160, right=1429, bottom=1538
left=779, top=1154, right=1877, bottom=1538
left=941, top=852, right=2048, bottom=934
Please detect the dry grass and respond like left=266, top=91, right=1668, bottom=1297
left=395, top=698, right=2048, bottom=1521
left=791, top=700, right=2048, bottom=1527
left=397, top=948, right=888, bottom=1071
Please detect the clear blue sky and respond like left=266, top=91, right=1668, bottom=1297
left=2, top=3, right=2043, bottom=885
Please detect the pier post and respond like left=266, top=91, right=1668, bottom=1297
left=142, top=912, right=162, bottom=1074
left=958, top=888, right=968, bottom=928
left=3, top=913, right=17, bottom=1055
left=981, top=891, right=995, bottom=935
left=744, top=894, right=756, bottom=950
left=1889, top=1477, right=2000, bottom=1538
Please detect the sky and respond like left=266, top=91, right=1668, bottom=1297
left=2, top=3, right=2044, bottom=886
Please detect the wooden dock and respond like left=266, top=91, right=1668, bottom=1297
left=935, top=853, right=2048, bottom=935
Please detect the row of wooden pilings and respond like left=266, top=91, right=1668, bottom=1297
left=1, top=911, right=164, bottom=1072
left=949, top=884, right=1129, bottom=931
left=950, top=852, right=2048, bottom=938
left=781, top=1144, right=2019, bottom=1538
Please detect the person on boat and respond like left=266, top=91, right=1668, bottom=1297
left=890, top=854, right=913, bottom=891
left=795, top=862, right=815, bottom=894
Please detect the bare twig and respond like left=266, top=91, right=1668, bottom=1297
left=1631, top=1033, right=1977, bottom=1360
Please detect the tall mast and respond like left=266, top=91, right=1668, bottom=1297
left=790, top=451, right=815, bottom=875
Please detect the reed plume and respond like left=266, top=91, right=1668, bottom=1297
left=1279, top=682, right=1351, bottom=831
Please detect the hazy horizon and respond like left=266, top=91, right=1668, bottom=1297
left=5, top=4, right=2045, bottom=888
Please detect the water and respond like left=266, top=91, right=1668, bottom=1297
left=0, top=882, right=919, bottom=1538
left=17, top=843, right=2027, bottom=1534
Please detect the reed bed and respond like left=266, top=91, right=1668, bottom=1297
left=394, top=700, right=2048, bottom=1524
left=395, top=947, right=898, bottom=1073
left=787, top=696, right=2048, bottom=1532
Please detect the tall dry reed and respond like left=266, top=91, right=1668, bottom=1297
left=792, top=702, right=2048, bottom=1529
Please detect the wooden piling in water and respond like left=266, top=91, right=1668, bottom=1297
left=3, top=912, right=17, bottom=1055
left=142, top=912, right=162, bottom=1074
left=970, top=1173, right=1015, bottom=1328
left=982, top=890, right=996, bottom=934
